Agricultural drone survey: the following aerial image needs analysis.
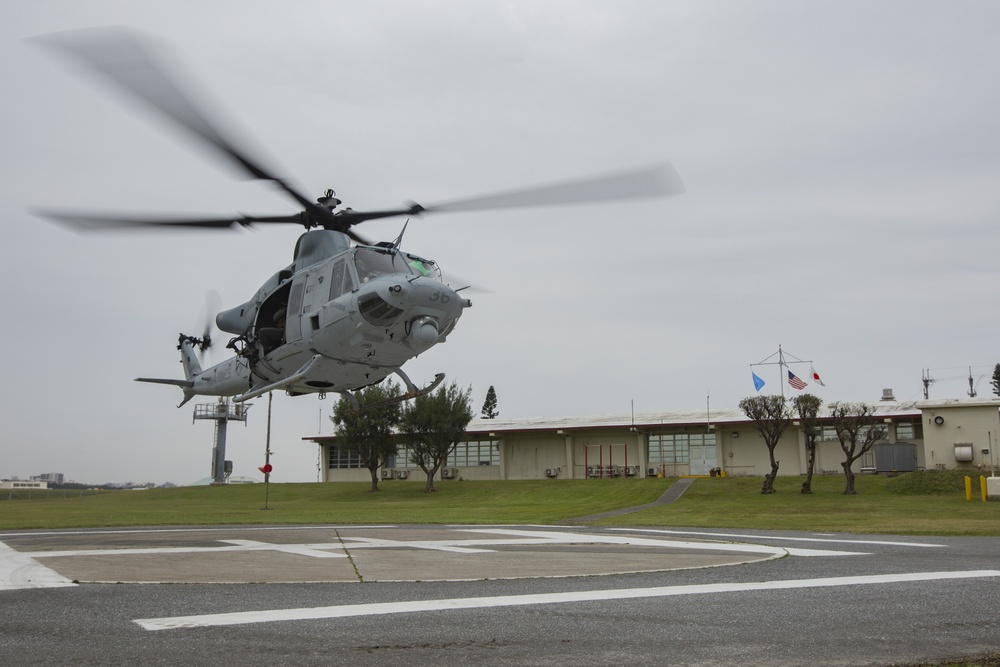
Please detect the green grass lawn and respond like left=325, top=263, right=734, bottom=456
left=1, top=470, right=997, bottom=535
left=597, top=472, right=1000, bottom=535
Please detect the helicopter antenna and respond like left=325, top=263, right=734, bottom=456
left=389, top=219, right=410, bottom=249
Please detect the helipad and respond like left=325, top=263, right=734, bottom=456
left=0, top=525, right=808, bottom=586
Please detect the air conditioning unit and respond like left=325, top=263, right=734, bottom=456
left=545, top=468, right=559, bottom=478
left=395, top=469, right=409, bottom=480
left=441, top=467, right=457, bottom=479
left=381, top=468, right=393, bottom=480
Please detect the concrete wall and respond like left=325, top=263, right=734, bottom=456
left=725, top=428, right=801, bottom=477
left=921, top=404, right=999, bottom=471
left=504, top=435, right=567, bottom=480
left=449, top=465, right=502, bottom=481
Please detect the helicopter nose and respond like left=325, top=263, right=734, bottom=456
left=407, top=279, right=470, bottom=313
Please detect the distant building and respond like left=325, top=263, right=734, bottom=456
left=1, top=480, right=48, bottom=490
left=32, top=473, right=64, bottom=485
left=305, top=396, right=1000, bottom=483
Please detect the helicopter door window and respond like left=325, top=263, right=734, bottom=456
left=285, top=281, right=304, bottom=343
left=329, top=259, right=353, bottom=299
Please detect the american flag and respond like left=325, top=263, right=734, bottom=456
left=788, top=370, right=807, bottom=390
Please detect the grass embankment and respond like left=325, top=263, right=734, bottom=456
left=1, top=470, right=996, bottom=535
left=598, top=470, right=999, bottom=535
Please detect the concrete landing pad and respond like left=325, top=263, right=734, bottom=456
left=1, top=525, right=778, bottom=586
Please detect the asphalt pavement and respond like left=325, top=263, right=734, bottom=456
left=1, top=524, right=999, bottom=666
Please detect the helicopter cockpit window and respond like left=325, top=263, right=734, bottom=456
left=405, top=254, right=442, bottom=281
left=352, top=248, right=411, bottom=284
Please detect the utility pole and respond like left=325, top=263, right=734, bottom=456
left=922, top=369, right=934, bottom=399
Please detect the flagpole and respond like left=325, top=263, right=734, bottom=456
left=779, top=344, right=786, bottom=401
left=750, top=345, right=817, bottom=396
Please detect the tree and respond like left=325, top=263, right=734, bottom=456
left=991, top=364, right=1000, bottom=397
left=739, top=395, right=792, bottom=494
left=792, top=394, right=823, bottom=495
left=331, top=380, right=402, bottom=493
left=481, top=385, right=499, bottom=419
left=827, top=401, right=888, bottom=495
left=400, top=382, right=474, bottom=493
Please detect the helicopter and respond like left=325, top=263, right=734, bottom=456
left=34, top=27, right=684, bottom=409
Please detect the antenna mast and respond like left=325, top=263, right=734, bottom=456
left=193, top=398, right=250, bottom=484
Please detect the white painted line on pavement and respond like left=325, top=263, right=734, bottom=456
left=341, top=537, right=494, bottom=554
left=464, top=528, right=866, bottom=557
left=0, top=526, right=398, bottom=539
left=0, top=541, right=76, bottom=590
left=134, top=570, right=1000, bottom=631
left=23, top=543, right=349, bottom=559
left=614, top=528, right=946, bottom=548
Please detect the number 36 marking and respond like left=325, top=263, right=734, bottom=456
left=429, top=290, right=450, bottom=304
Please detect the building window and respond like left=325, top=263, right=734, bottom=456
left=818, top=425, right=838, bottom=441
left=449, top=440, right=500, bottom=467
left=328, top=445, right=362, bottom=469
left=387, top=445, right=420, bottom=469
left=819, top=424, right=889, bottom=442
left=894, top=420, right=922, bottom=441
left=647, top=432, right=716, bottom=464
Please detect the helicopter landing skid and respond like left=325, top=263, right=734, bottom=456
left=234, top=354, right=323, bottom=403
left=341, top=370, right=446, bottom=411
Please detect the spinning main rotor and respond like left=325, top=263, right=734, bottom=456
left=33, top=27, right=684, bottom=240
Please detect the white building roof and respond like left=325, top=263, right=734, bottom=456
left=465, top=400, right=929, bottom=435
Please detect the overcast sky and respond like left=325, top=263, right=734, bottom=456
left=2, top=1, right=999, bottom=485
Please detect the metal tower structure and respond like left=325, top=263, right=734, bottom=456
left=193, top=398, right=250, bottom=484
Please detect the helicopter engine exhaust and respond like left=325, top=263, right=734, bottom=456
left=410, top=317, right=440, bottom=351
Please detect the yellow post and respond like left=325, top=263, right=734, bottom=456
left=982, top=476, right=988, bottom=502
left=964, top=476, right=972, bottom=501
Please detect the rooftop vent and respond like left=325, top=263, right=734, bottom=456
left=881, top=388, right=896, bottom=401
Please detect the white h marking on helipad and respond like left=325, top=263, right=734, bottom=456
left=461, top=528, right=865, bottom=557
left=134, top=570, right=1000, bottom=630
left=0, top=541, right=76, bottom=590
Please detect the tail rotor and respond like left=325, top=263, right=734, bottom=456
left=179, top=290, right=222, bottom=360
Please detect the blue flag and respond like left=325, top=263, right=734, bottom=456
left=752, top=371, right=766, bottom=392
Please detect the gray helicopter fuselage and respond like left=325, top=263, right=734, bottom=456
left=183, top=230, right=469, bottom=402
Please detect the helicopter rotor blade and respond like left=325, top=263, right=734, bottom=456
left=327, top=163, right=684, bottom=230
left=33, top=209, right=305, bottom=232
left=417, top=163, right=684, bottom=215
left=33, top=27, right=321, bottom=214
left=327, top=162, right=684, bottom=231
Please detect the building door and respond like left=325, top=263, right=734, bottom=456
left=689, top=445, right=717, bottom=476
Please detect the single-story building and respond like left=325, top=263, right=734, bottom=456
left=0, top=480, right=48, bottom=490
left=305, top=395, right=1000, bottom=483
